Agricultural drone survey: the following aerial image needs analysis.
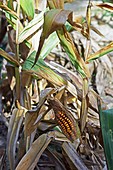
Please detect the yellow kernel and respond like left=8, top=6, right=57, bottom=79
left=59, top=117, right=63, bottom=120
left=62, top=119, right=65, bottom=122
left=66, top=124, right=69, bottom=128
left=71, top=125, right=74, bottom=129
left=57, top=120, right=61, bottom=123
left=64, top=122, right=68, bottom=126
left=68, top=130, right=72, bottom=134
left=67, top=127, right=70, bottom=131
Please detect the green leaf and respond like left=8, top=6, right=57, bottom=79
left=5, top=13, right=23, bottom=31
left=99, top=107, right=113, bottom=170
left=34, top=9, right=72, bottom=65
left=0, top=48, right=20, bottom=66
left=23, top=51, right=67, bottom=86
left=18, top=11, right=45, bottom=44
left=20, top=0, right=35, bottom=20
left=7, top=0, right=14, bottom=10
left=39, top=32, right=59, bottom=59
left=57, top=27, right=90, bottom=78
left=0, top=4, right=18, bottom=19
left=86, top=42, right=113, bottom=62
left=0, top=4, right=23, bottom=31
left=0, top=3, right=23, bottom=31
left=15, top=134, right=52, bottom=170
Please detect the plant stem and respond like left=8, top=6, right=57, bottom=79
left=15, top=0, right=21, bottom=103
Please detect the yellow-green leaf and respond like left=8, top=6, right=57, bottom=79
left=86, top=42, right=113, bottom=63
left=34, top=9, right=72, bottom=64
left=23, top=51, right=67, bottom=87
left=18, top=11, right=44, bottom=43
left=20, top=0, right=35, bottom=20
left=0, top=4, right=18, bottom=19
left=57, top=27, right=90, bottom=78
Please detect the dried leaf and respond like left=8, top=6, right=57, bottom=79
left=80, top=78, right=89, bottom=132
left=96, top=3, right=113, bottom=12
left=7, top=107, right=26, bottom=170
left=24, top=88, right=54, bottom=138
left=62, top=142, right=88, bottom=170
left=35, top=0, right=47, bottom=11
left=72, top=22, right=89, bottom=38
left=90, top=25, right=104, bottom=37
left=45, top=149, right=66, bottom=170
left=37, top=120, right=56, bottom=132
left=86, top=1, right=92, bottom=37
left=47, top=0, right=64, bottom=9
left=15, top=134, right=52, bottom=170
left=0, top=48, right=19, bottom=66
left=47, top=61, right=83, bottom=89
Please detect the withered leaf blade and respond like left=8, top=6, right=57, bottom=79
left=15, top=134, right=52, bottom=170
left=91, top=25, right=104, bottom=37
left=48, top=98, right=80, bottom=142
left=24, top=110, right=38, bottom=139
left=48, top=0, right=64, bottom=9
left=80, top=78, right=89, bottom=132
left=7, top=107, right=26, bottom=170
left=36, top=0, right=47, bottom=11
left=96, top=3, right=113, bottom=12
left=45, top=149, right=66, bottom=170
left=86, top=1, right=92, bottom=37
left=37, top=120, right=56, bottom=132
left=24, top=88, right=54, bottom=138
left=62, top=142, right=88, bottom=170
left=0, top=49, right=20, bottom=66
left=72, top=22, right=89, bottom=38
